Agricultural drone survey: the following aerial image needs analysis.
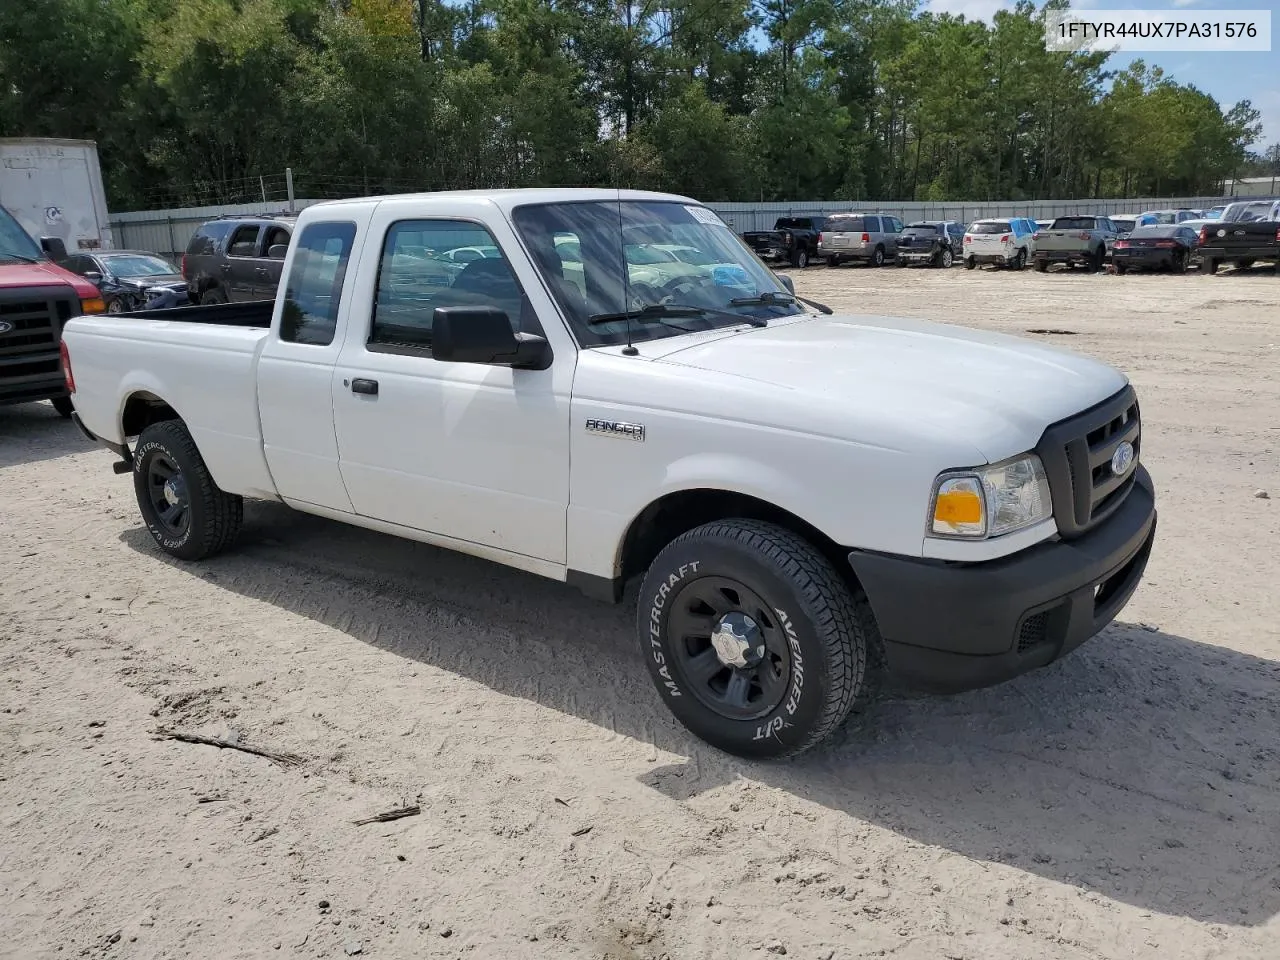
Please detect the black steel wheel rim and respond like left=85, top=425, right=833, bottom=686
left=146, top=453, right=191, bottom=537
left=665, top=575, right=792, bottom=721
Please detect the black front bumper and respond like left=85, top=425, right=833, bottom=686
left=848, top=466, right=1156, bottom=693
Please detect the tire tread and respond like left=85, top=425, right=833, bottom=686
left=137, top=420, right=243, bottom=559
left=657, top=519, right=869, bottom=758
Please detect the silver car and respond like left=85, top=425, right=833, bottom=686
left=820, top=213, right=904, bottom=268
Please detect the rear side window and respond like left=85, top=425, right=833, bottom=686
left=826, top=216, right=866, bottom=232
left=902, top=223, right=938, bottom=235
left=186, top=222, right=232, bottom=256
left=278, top=221, right=357, bottom=346
left=970, top=221, right=1012, bottom=234
left=228, top=224, right=261, bottom=257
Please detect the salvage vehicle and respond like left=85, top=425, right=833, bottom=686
left=60, top=249, right=189, bottom=313
left=962, top=218, right=1037, bottom=269
left=894, top=221, right=964, bottom=267
left=1032, top=216, right=1118, bottom=272
left=818, top=213, right=904, bottom=268
left=61, top=188, right=1157, bottom=760
left=1217, top=199, right=1279, bottom=224
left=740, top=216, right=824, bottom=267
left=1197, top=219, right=1280, bottom=273
left=183, top=213, right=295, bottom=304
left=1112, top=224, right=1200, bottom=274
left=0, top=201, right=103, bottom=416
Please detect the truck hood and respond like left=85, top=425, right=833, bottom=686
left=0, top=260, right=97, bottom=297
left=652, top=314, right=1128, bottom=462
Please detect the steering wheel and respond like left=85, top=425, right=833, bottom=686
left=652, top=274, right=713, bottom=302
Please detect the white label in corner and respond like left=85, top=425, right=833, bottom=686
left=685, top=205, right=726, bottom=227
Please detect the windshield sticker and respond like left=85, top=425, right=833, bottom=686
left=685, top=205, right=726, bottom=227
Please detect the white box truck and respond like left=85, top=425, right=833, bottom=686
left=0, top=137, right=114, bottom=254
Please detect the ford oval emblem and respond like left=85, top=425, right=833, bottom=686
left=1111, top=440, right=1135, bottom=477
left=0, top=320, right=13, bottom=334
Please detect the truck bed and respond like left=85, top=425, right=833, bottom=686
left=116, top=299, right=275, bottom=326
left=1199, top=221, right=1280, bottom=268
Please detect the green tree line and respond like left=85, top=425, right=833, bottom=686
left=0, top=0, right=1269, bottom=211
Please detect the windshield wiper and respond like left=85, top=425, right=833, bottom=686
left=730, top=290, right=833, bottom=316
left=587, top=303, right=766, bottom=329
left=0, top=253, right=41, bottom=265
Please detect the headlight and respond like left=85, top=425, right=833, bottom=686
left=930, top=454, right=1052, bottom=539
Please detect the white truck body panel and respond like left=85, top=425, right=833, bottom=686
left=0, top=138, right=113, bottom=253
left=63, top=187, right=1132, bottom=580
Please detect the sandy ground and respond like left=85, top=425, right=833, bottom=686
left=2, top=263, right=1279, bottom=960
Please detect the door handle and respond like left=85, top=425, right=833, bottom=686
left=350, top=378, right=379, bottom=396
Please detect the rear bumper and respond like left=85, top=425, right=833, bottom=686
left=70, top=409, right=132, bottom=464
left=1035, top=249, right=1094, bottom=262
left=967, top=251, right=1014, bottom=264
left=848, top=466, right=1156, bottom=693
left=1199, top=245, right=1280, bottom=261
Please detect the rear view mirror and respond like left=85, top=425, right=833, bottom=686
left=268, top=244, right=288, bottom=260
left=431, top=306, right=551, bottom=370
left=41, top=237, right=67, bottom=261
left=776, top=273, right=796, bottom=294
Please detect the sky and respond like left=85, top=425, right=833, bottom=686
left=924, top=0, right=1280, bottom=149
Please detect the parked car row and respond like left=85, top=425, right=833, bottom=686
left=739, top=203, right=1280, bottom=278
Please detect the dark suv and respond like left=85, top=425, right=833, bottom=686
left=182, top=213, right=296, bottom=304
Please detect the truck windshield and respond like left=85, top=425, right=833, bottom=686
left=0, top=205, right=42, bottom=263
left=510, top=199, right=803, bottom=347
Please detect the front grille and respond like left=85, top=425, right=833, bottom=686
left=1035, top=385, right=1141, bottom=539
left=1016, top=611, right=1050, bottom=652
left=0, top=291, right=76, bottom=391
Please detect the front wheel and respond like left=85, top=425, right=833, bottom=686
left=637, top=519, right=869, bottom=760
left=133, top=420, right=243, bottom=561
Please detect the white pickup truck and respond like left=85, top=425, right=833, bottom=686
left=62, top=188, right=1156, bottom=759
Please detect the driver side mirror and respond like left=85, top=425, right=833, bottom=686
left=83, top=270, right=104, bottom=284
left=268, top=244, right=288, bottom=260
left=41, top=237, right=68, bottom=261
left=431, top=306, right=551, bottom=370
left=775, top=273, right=796, bottom=294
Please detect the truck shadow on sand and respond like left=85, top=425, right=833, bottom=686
left=0, top=402, right=86, bottom=470
left=120, top=501, right=1280, bottom=929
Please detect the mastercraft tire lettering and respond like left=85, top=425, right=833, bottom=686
left=636, top=519, right=869, bottom=760
left=132, top=420, right=244, bottom=561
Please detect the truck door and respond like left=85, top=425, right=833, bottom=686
left=330, top=200, right=572, bottom=565
left=223, top=223, right=262, bottom=302
left=257, top=219, right=361, bottom=513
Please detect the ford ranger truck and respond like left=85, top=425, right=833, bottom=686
left=60, top=189, right=1157, bottom=760
left=1, top=202, right=104, bottom=415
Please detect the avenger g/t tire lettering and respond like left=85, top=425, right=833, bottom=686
left=637, top=519, right=868, bottom=759
left=133, top=420, right=243, bottom=561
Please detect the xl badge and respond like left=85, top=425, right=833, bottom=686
left=1111, top=440, right=1135, bottom=477
left=585, top=419, right=645, bottom=442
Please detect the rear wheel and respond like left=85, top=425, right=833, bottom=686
left=871, top=246, right=885, bottom=267
left=1115, top=264, right=1128, bottom=276
left=938, top=248, right=954, bottom=269
left=1201, top=257, right=1219, bottom=275
left=1034, top=258, right=1049, bottom=273
left=792, top=247, right=810, bottom=269
left=1088, top=247, right=1105, bottom=273
left=200, top=288, right=226, bottom=306
left=965, top=256, right=977, bottom=270
left=826, top=256, right=840, bottom=268
left=1010, top=248, right=1026, bottom=270
left=1171, top=250, right=1188, bottom=274
left=637, top=519, right=870, bottom=759
left=133, top=420, right=243, bottom=561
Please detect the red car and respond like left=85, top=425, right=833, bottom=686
left=0, top=203, right=104, bottom=417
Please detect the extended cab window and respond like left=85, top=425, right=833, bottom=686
left=371, top=220, right=528, bottom=350
left=278, top=221, right=356, bottom=346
